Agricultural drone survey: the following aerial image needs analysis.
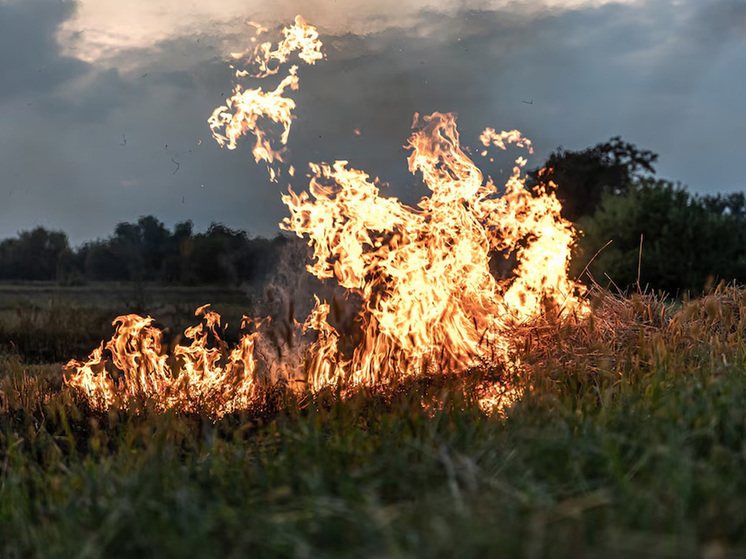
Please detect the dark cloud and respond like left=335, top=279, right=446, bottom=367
left=0, top=0, right=86, bottom=102
left=0, top=0, right=744, bottom=245
left=692, top=0, right=746, bottom=45
left=284, top=6, right=664, bottom=195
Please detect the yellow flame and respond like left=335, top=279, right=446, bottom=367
left=65, top=306, right=259, bottom=417
left=282, top=111, right=585, bottom=390
left=230, top=16, right=322, bottom=78
left=65, top=16, right=587, bottom=418
left=208, top=16, right=324, bottom=181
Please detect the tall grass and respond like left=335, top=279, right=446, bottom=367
left=2, top=286, right=746, bottom=557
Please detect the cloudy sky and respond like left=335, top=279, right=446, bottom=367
left=0, top=0, right=744, bottom=245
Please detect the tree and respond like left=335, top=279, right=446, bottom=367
left=137, top=215, right=171, bottom=280
left=575, top=179, right=746, bottom=294
left=101, top=216, right=174, bottom=282
left=0, top=227, right=72, bottom=281
left=529, top=136, right=658, bottom=221
left=83, top=240, right=129, bottom=281
left=188, top=224, right=250, bottom=285
left=161, top=221, right=194, bottom=283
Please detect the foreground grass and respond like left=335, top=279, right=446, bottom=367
left=2, top=288, right=746, bottom=557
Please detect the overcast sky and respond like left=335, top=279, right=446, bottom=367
left=0, top=0, right=744, bottom=245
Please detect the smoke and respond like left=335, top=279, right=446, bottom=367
left=250, top=236, right=364, bottom=384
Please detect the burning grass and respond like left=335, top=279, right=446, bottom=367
left=65, top=19, right=589, bottom=414
left=6, top=15, right=746, bottom=556
left=3, top=286, right=746, bottom=557
left=0, top=283, right=253, bottom=364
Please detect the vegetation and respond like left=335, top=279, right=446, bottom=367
left=528, top=136, right=659, bottom=222
left=2, top=285, right=746, bottom=557
left=576, top=181, right=746, bottom=295
left=530, top=138, right=746, bottom=295
left=0, top=283, right=254, bottom=363
left=0, top=217, right=288, bottom=286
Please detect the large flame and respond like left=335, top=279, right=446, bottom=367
left=65, top=16, right=586, bottom=417
left=283, top=111, right=584, bottom=388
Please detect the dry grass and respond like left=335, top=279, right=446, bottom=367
left=2, top=285, right=746, bottom=557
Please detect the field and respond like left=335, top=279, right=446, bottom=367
left=2, top=283, right=746, bottom=558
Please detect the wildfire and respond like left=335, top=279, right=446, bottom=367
left=282, top=111, right=584, bottom=388
left=65, top=16, right=587, bottom=417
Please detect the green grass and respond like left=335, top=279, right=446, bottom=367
left=2, top=287, right=746, bottom=557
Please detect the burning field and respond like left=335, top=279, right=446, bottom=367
left=63, top=17, right=586, bottom=418
left=4, top=16, right=746, bottom=559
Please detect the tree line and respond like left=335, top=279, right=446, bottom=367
left=530, top=137, right=746, bottom=295
left=0, top=217, right=288, bottom=286
left=1, top=138, right=744, bottom=294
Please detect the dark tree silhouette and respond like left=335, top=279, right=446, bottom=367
left=0, top=227, right=71, bottom=281
left=529, top=136, right=658, bottom=221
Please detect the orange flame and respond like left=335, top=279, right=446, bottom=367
left=65, top=17, right=587, bottom=417
left=65, top=306, right=259, bottom=417
left=208, top=16, right=324, bottom=181
left=282, top=111, right=585, bottom=390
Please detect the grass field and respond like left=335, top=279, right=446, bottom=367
left=2, top=283, right=746, bottom=558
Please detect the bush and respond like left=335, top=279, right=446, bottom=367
left=574, top=179, right=746, bottom=294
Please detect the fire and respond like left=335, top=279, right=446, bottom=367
left=207, top=16, right=324, bottom=181
left=65, top=16, right=587, bottom=417
left=283, top=111, right=584, bottom=388
left=65, top=306, right=259, bottom=417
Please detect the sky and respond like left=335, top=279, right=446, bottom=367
left=0, top=0, right=744, bottom=245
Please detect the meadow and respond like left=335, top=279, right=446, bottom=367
left=2, top=282, right=746, bottom=558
